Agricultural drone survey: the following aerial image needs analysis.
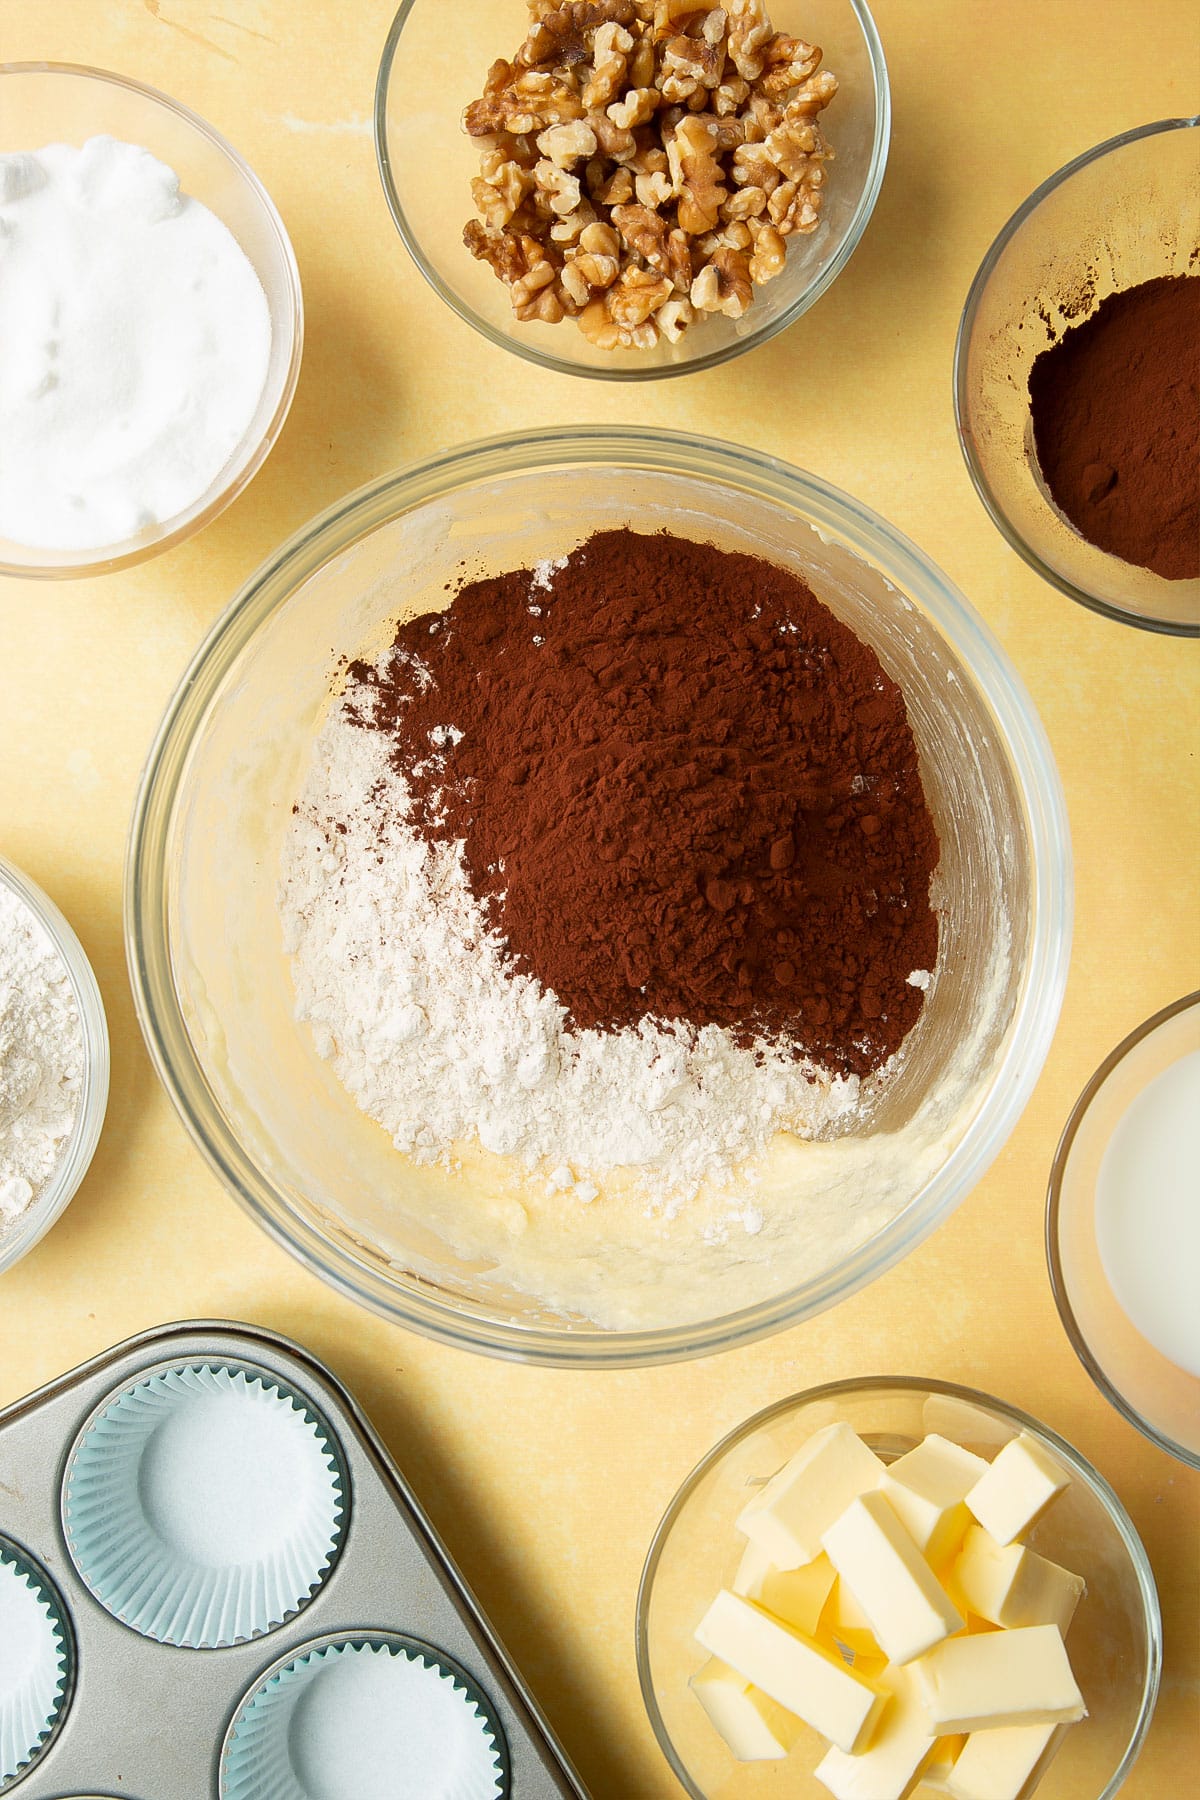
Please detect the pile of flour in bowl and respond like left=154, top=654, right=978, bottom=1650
left=0, top=881, right=84, bottom=1230
left=281, top=717, right=868, bottom=1214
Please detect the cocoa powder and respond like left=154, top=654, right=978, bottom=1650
left=1029, top=274, right=1199, bottom=581
left=345, top=531, right=939, bottom=1078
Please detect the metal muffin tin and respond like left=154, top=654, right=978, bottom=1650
left=0, top=1319, right=591, bottom=1798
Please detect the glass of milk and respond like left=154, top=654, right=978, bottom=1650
left=1048, top=992, right=1200, bottom=1467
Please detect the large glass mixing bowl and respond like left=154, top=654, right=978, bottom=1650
left=126, top=428, right=1070, bottom=1365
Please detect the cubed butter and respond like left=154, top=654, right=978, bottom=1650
left=731, top=1537, right=773, bottom=1598
left=883, top=1434, right=989, bottom=1565
left=824, top=1574, right=884, bottom=1655
left=695, top=1588, right=887, bottom=1754
left=944, top=1722, right=1063, bottom=1800
left=766, top=1562, right=837, bottom=1638
left=965, top=1433, right=1069, bottom=1546
left=737, top=1423, right=885, bottom=1567
left=814, top=1663, right=935, bottom=1800
left=920, top=1734, right=967, bottom=1794
left=822, top=1489, right=964, bottom=1665
left=732, top=1539, right=838, bottom=1637
left=954, top=1525, right=1085, bottom=1635
left=689, top=1656, right=803, bottom=1761
left=914, top=1624, right=1086, bottom=1734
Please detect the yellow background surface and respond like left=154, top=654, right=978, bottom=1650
left=1, top=2, right=1197, bottom=1794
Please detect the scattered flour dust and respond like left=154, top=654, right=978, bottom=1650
left=0, top=881, right=84, bottom=1229
left=280, top=714, right=868, bottom=1216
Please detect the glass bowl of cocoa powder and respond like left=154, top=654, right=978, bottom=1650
left=126, top=427, right=1071, bottom=1366
left=955, top=116, right=1200, bottom=636
left=374, top=0, right=890, bottom=379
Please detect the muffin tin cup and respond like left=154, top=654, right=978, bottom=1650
left=0, top=1320, right=585, bottom=1799
left=0, top=1539, right=72, bottom=1789
left=222, top=1633, right=509, bottom=1800
left=62, top=1361, right=348, bottom=1649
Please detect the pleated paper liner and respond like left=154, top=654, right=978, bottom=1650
left=62, top=1361, right=348, bottom=1649
left=221, top=1633, right=510, bottom=1800
left=0, top=1538, right=72, bottom=1788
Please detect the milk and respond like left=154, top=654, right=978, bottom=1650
left=1094, top=1048, right=1200, bottom=1379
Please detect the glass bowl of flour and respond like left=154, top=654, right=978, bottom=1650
left=0, top=856, right=109, bottom=1275
left=0, top=64, right=302, bottom=579
left=127, top=428, right=1071, bottom=1365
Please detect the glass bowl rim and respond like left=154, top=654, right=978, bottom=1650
left=124, top=423, right=1071, bottom=1368
left=635, top=1373, right=1163, bottom=1800
left=1046, top=989, right=1200, bottom=1470
left=0, top=854, right=109, bottom=1276
left=0, top=59, right=304, bottom=581
left=373, top=0, right=891, bottom=382
left=953, top=114, right=1200, bottom=639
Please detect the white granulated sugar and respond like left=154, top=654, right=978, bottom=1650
left=0, top=136, right=271, bottom=552
left=0, top=884, right=84, bottom=1229
left=280, top=714, right=865, bottom=1212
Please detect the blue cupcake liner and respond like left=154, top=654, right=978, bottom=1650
left=62, top=1361, right=348, bottom=1648
left=0, top=1539, right=72, bottom=1788
left=221, top=1633, right=509, bottom=1800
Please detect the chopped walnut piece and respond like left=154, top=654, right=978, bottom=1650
left=722, top=183, right=767, bottom=221
left=691, top=244, right=752, bottom=316
left=464, top=0, right=836, bottom=348
left=612, top=202, right=692, bottom=289
left=594, top=164, right=636, bottom=205
left=537, top=119, right=599, bottom=166
left=591, top=113, right=639, bottom=162
left=578, top=296, right=658, bottom=349
left=608, top=85, right=660, bottom=128
left=748, top=218, right=786, bottom=281
left=657, top=293, right=695, bottom=341
left=535, top=158, right=584, bottom=216
left=635, top=167, right=674, bottom=207
left=608, top=263, right=674, bottom=325
left=726, top=0, right=774, bottom=80
left=670, top=115, right=727, bottom=234
left=471, top=154, right=536, bottom=230
left=550, top=198, right=600, bottom=243
left=660, top=14, right=727, bottom=103
left=713, top=74, right=751, bottom=116
left=465, top=65, right=584, bottom=137
left=758, top=32, right=823, bottom=100
left=584, top=20, right=635, bottom=107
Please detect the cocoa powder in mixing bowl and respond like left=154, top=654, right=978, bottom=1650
left=345, top=530, right=939, bottom=1078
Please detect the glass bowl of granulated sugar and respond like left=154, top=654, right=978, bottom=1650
left=127, top=427, right=1071, bottom=1367
left=955, top=116, right=1199, bottom=636
left=0, top=64, right=302, bottom=579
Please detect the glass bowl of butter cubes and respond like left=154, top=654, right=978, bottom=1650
left=637, top=1377, right=1160, bottom=1800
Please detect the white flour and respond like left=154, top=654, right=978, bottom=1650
left=281, top=716, right=867, bottom=1211
left=0, top=882, right=84, bottom=1229
left=0, top=136, right=271, bottom=552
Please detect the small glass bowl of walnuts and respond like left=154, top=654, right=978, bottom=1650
left=376, top=0, right=890, bottom=379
